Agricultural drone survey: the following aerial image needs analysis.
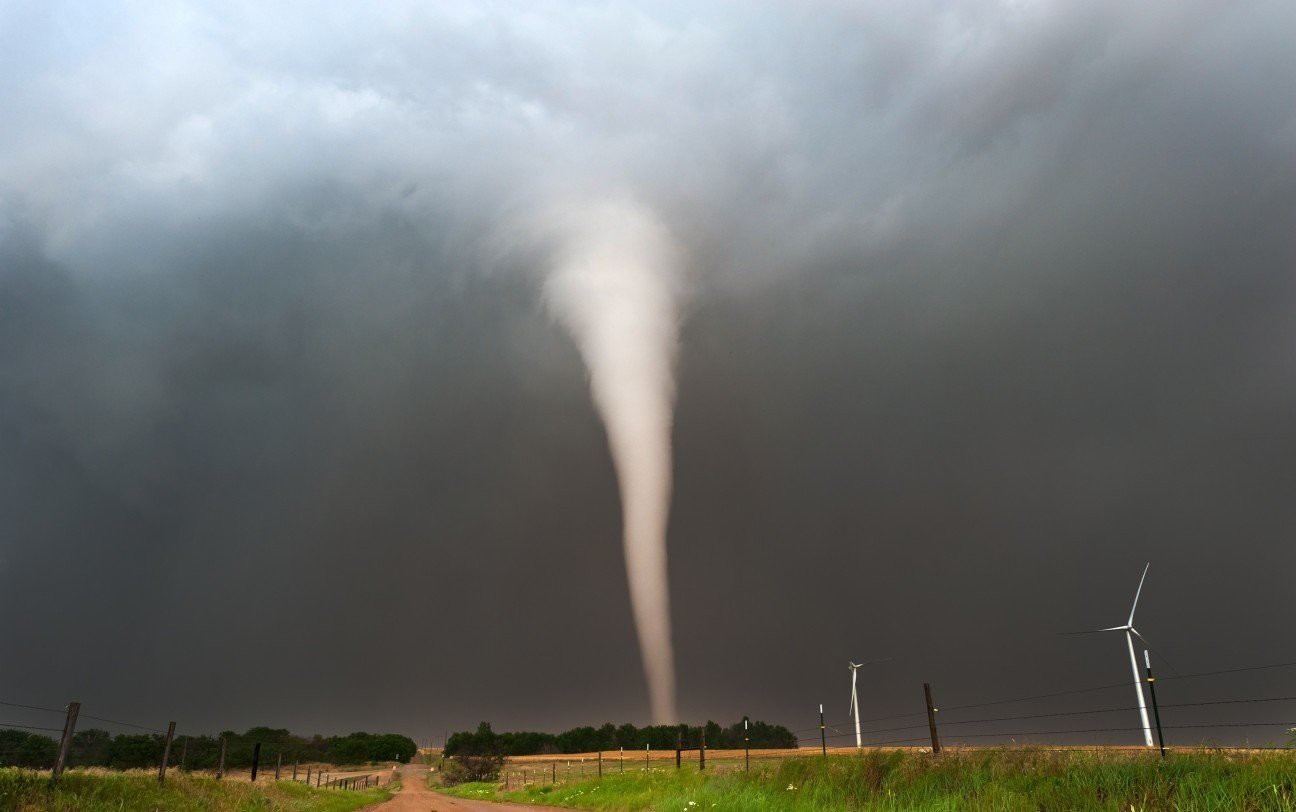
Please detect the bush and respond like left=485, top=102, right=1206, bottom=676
left=441, top=753, right=506, bottom=785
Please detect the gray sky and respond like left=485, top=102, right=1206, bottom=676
left=3, top=1, right=1296, bottom=748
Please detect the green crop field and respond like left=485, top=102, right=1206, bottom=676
left=0, top=768, right=392, bottom=812
left=436, top=748, right=1296, bottom=811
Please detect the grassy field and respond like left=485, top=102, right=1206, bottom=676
left=436, top=749, right=1296, bottom=811
left=0, top=768, right=393, bottom=811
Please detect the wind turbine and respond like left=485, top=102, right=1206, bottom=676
left=1063, top=562, right=1155, bottom=747
left=847, top=657, right=891, bottom=748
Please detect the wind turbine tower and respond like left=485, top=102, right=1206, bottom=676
left=1064, top=563, right=1156, bottom=747
left=847, top=657, right=891, bottom=749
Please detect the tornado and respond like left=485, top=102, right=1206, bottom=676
left=542, top=197, right=681, bottom=724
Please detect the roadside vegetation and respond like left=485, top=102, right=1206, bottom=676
left=0, top=767, right=391, bottom=812
left=436, top=748, right=1296, bottom=811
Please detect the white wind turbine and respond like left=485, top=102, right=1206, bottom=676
left=1063, top=562, right=1156, bottom=747
left=847, top=657, right=891, bottom=748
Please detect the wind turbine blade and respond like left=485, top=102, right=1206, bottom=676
left=1127, top=562, right=1150, bottom=626
left=1058, top=627, right=1123, bottom=636
left=858, top=657, right=893, bottom=667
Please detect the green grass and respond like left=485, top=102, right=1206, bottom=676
left=438, top=749, right=1296, bottom=811
left=0, top=768, right=392, bottom=811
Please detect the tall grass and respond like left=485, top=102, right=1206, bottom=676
left=441, top=749, right=1296, bottom=811
left=0, top=767, right=391, bottom=811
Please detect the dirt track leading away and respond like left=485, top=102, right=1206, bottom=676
left=366, top=763, right=567, bottom=812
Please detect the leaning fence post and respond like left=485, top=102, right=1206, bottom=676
left=250, top=742, right=262, bottom=782
left=1144, top=650, right=1167, bottom=758
left=52, top=701, right=80, bottom=782
left=157, top=722, right=176, bottom=784
left=924, top=683, right=941, bottom=754
left=819, top=704, right=826, bottom=757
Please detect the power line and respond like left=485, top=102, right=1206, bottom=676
left=0, top=722, right=65, bottom=733
left=1162, top=660, right=1296, bottom=683
left=0, top=699, right=65, bottom=714
left=78, top=714, right=165, bottom=734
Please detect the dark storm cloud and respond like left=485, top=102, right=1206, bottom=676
left=2, top=1, right=1296, bottom=745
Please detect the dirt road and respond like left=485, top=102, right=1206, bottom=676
left=366, top=763, right=568, bottom=812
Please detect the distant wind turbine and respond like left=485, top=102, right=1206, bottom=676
left=1062, top=562, right=1156, bottom=747
left=847, top=657, right=892, bottom=749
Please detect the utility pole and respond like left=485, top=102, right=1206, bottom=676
left=1144, top=650, right=1167, bottom=758
left=923, top=683, right=941, bottom=754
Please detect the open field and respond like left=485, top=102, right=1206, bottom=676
left=0, top=767, right=393, bottom=811
left=437, top=748, right=1296, bottom=811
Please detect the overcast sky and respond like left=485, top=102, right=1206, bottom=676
left=3, top=1, right=1296, bottom=748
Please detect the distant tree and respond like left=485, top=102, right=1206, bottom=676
left=0, top=730, right=57, bottom=768
left=442, top=718, right=797, bottom=757
left=108, top=734, right=164, bottom=769
left=69, top=729, right=113, bottom=767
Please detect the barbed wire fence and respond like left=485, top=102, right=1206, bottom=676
left=0, top=699, right=395, bottom=790
left=487, top=658, right=1296, bottom=788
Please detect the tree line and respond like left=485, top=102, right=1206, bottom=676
left=0, top=726, right=417, bottom=770
left=445, top=719, right=797, bottom=757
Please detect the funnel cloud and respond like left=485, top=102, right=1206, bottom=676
left=541, top=198, right=682, bottom=723
left=1, top=0, right=1295, bottom=744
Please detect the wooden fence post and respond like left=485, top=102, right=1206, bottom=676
left=275, top=752, right=281, bottom=780
left=700, top=727, right=706, bottom=771
left=52, top=701, right=80, bottom=782
left=157, top=722, right=176, bottom=784
left=924, top=683, right=941, bottom=754
left=217, top=737, right=226, bottom=779
left=179, top=737, right=187, bottom=772
left=250, top=742, right=262, bottom=782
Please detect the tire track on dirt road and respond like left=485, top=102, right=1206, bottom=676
left=365, top=763, right=570, bottom=812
